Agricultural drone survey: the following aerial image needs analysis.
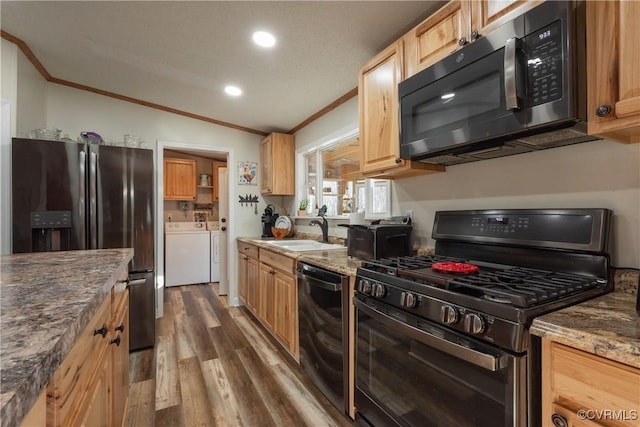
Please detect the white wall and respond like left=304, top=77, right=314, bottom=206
left=16, top=49, right=46, bottom=136
left=295, top=94, right=640, bottom=269
left=45, top=84, right=263, bottom=308
left=393, top=139, right=640, bottom=269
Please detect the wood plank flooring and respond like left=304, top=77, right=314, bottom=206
left=126, top=283, right=353, bottom=427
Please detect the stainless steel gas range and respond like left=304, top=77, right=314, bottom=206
left=354, top=209, right=613, bottom=427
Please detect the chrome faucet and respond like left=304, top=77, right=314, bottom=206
left=309, top=205, right=329, bottom=242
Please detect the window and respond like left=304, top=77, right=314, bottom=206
left=298, top=134, right=391, bottom=219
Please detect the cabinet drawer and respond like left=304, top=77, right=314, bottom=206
left=239, top=243, right=259, bottom=259
left=49, top=295, right=112, bottom=426
left=260, top=249, right=295, bottom=274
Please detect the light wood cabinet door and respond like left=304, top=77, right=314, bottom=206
left=111, top=292, right=129, bottom=427
left=274, top=271, right=297, bottom=357
left=359, top=41, right=445, bottom=178
left=360, top=41, right=404, bottom=175
left=77, top=354, right=112, bottom=427
left=238, top=252, right=248, bottom=304
left=587, top=0, right=640, bottom=142
left=212, top=161, right=226, bottom=201
left=164, top=158, right=197, bottom=200
left=541, top=339, right=640, bottom=427
left=260, top=133, right=295, bottom=195
left=469, top=0, right=542, bottom=42
left=403, top=0, right=470, bottom=78
left=246, top=256, right=259, bottom=313
left=258, top=262, right=276, bottom=329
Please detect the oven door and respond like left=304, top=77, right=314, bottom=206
left=355, top=297, right=527, bottom=427
left=398, top=14, right=527, bottom=161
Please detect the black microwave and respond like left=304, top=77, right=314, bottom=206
left=399, top=1, right=598, bottom=166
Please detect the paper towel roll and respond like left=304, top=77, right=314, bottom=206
left=349, top=212, right=365, bottom=225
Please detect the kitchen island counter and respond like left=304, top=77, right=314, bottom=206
left=0, top=248, right=133, bottom=427
left=530, top=270, right=640, bottom=368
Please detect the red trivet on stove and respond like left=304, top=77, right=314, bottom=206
left=432, top=261, right=479, bottom=274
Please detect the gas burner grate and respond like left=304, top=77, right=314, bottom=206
left=448, top=268, right=601, bottom=307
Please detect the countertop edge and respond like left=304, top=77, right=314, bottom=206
left=0, top=249, right=133, bottom=427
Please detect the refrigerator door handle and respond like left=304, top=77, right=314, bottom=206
left=89, top=150, right=98, bottom=249
left=79, top=150, right=87, bottom=249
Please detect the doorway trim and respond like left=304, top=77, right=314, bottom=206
left=155, top=139, right=236, bottom=318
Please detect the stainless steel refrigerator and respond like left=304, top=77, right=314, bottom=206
left=12, top=137, right=155, bottom=351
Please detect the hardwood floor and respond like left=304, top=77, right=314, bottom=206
left=126, top=283, right=353, bottom=427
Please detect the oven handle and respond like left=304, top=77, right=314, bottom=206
left=355, top=299, right=506, bottom=372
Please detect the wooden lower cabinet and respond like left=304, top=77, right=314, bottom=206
left=25, top=286, right=130, bottom=427
left=273, top=272, right=297, bottom=353
left=541, top=339, right=640, bottom=427
left=258, top=263, right=276, bottom=330
left=238, top=243, right=298, bottom=358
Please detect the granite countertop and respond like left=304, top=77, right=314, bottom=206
left=0, top=249, right=133, bottom=427
left=237, top=236, right=362, bottom=276
left=530, top=270, right=640, bottom=368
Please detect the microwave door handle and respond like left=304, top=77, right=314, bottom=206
left=504, top=37, right=520, bottom=111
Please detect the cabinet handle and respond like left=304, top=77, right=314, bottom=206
left=458, top=37, right=467, bottom=46
left=93, top=324, right=108, bottom=338
left=242, top=255, right=248, bottom=260
left=269, top=270, right=275, bottom=276
left=470, top=30, right=479, bottom=41
left=394, top=157, right=402, bottom=164
left=110, top=336, right=121, bottom=346
left=115, top=323, right=125, bottom=333
left=596, top=104, right=612, bottom=117
left=551, top=414, right=568, bottom=427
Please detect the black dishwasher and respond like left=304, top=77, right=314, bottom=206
left=297, top=262, right=349, bottom=416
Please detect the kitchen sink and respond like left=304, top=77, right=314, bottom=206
left=265, top=239, right=344, bottom=252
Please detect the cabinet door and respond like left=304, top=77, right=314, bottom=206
left=238, top=252, right=248, bottom=304
left=404, top=0, right=470, bottom=78
left=260, top=133, right=295, bottom=195
left=274, top=271, right=297, bottom=356
left=111, top=292, right=129, bottom=427
left=258, top=263, right=276, bottom=329
left=260, top=135, right=273, bottom=194
left=212, top=161, right=226, bottom=201
left=246, top=256, right=259, bottom=313
left=470, top=0, right=541, bottom=40
left=77, top=355, right=112, bottom=427
left=360, top=41, right=404, bottom=174
left=164, top=158, right=197, bottom=200
left=587, top=1, right=640, bottom=142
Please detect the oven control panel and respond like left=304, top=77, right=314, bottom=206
left=356, top=275, right=527, bottom=352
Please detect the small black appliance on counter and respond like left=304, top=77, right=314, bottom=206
left=340, top=216, right=412, bottom=260
left=261, top=204, right=279, bottom=237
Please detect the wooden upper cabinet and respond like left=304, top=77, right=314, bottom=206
left=260, top=133, right=295, bottom=195
left=359, top=41, right=445, bottom=178
left=404, top=0, right=470, bottom=78
left=164, top=158, right=197, bottom=200
left=404, top=0, right=541, bottom=79
left=212, top=160, right=226, bottom=201
left=587, top=0, right=640, bottom=143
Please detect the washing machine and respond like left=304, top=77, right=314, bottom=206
left=165, top=222, right=210, bottom=287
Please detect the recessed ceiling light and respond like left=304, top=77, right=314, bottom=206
left=252, top=31, right=276, bottom=48
left=224, top=85, right=242, bottom=97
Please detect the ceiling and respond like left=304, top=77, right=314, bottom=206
left=1, top=1, right=446, bottom=135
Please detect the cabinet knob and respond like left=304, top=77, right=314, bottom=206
left=110, top=336, right=121, bottom=346
left=551, top=414, right=568, bottom=427
left=470, top=30, right=479, bottom=41
left=596, top=104, right=612, bottom=117
left=115, top=323, right=125, bottom=333
left=458, top=37, right=467, bottom=46
left=93, top=324, right=108, bottom=338
left=394, top=157, right=402, bottom=164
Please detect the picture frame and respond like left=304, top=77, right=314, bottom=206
left=238, top=161, right=257, bottom=185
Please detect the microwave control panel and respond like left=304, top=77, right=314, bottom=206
left=526, top=20, right=563, bottom=107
